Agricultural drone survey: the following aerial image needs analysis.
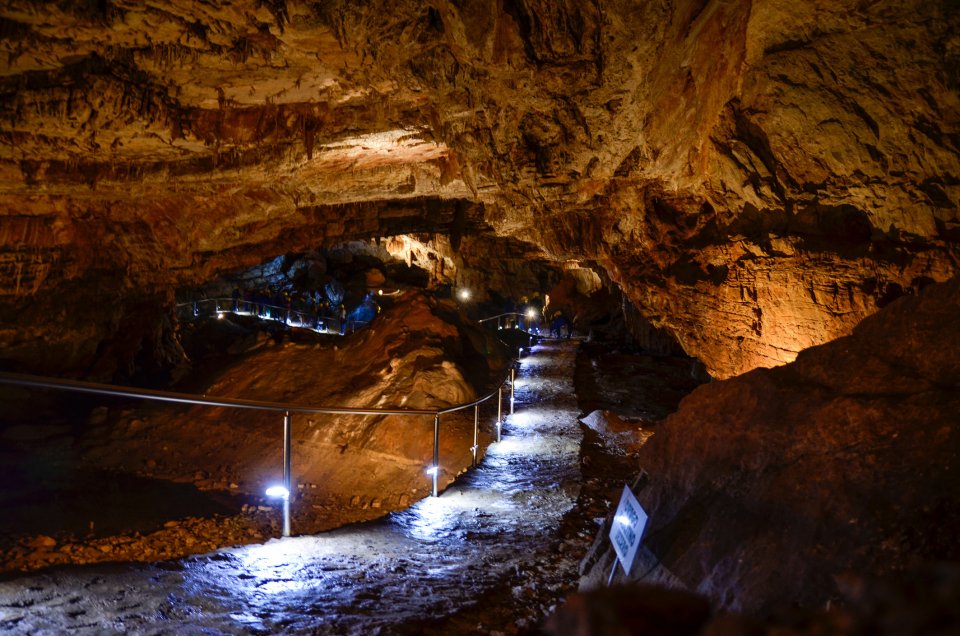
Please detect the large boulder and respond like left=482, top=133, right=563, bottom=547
left=622, top=275, right=960, bottom=614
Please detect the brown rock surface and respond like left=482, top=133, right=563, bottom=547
left=1, top=1, right=958, bottom=378
left=623, top=275, right=960, bottom=613
left=80, top=291, right=508, bottom=526
left=549, top=566, right=960, bottom=636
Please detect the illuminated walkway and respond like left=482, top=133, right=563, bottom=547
left=0, top=341, right=583, bottom=634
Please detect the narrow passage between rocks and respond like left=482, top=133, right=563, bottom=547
left=0, top=341, right=583, bottom=635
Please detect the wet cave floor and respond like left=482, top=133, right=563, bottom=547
left=0, top=340, right=703, bottom=635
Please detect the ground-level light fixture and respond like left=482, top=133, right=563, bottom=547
left=265, top=485, right=291, bottom=537
left=458, top=288, right=471, bottom=301
left=426, top=464, right=440, bottom=498
left=265, top=485, right=289, bottom=499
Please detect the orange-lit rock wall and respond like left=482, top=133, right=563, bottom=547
left=0, top=0, right=957, bottom=378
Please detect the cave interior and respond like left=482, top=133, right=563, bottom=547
left=0, top=0, right=959, bottom=633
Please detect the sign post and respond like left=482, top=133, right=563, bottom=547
left=608, top=484, right=648, bottom=585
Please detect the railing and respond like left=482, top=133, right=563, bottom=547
left=0, top=302, right=541, bottom=538
left=478, top=311, right=540, bottom=333
left=175, top=298, right=370, bottom=334
left=0, top=362, right=517, bottom=537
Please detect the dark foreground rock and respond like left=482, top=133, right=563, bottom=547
left=549, top=563, right=960, bottom=636
left=586, top=275, right=960, bottom=614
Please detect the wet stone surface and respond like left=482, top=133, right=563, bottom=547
left=0, top=342, right=585, bottom=635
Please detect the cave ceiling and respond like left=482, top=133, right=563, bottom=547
left=1, top=0, right=958, bottom=379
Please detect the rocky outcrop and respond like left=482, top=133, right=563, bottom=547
left=1, top=0, right=958, bottom=378
left=616, top=275, right=960, bottom=613
left=80, top=292, right=510, bottom=527
left=550, top=566, right=960, bottom=636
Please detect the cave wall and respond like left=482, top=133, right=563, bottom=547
left=615, top=274, right=960, bottom=614
left=0, top=0, right=958, bottom=378
left=454, top=0, right=960, bottom=377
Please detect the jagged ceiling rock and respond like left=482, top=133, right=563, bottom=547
left=0, top=0, right=958, bottom=378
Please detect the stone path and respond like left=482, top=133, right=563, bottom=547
left=0, top=341, right=583, bottom=635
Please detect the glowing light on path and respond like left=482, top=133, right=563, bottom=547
left=265, top=486, right=289, bottom=499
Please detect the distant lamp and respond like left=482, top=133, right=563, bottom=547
left=526, top=308, right=536, bottom=320
left=378, top=289, right=383, bottom=295
left=217, top=312, right=225, bottom=320
left=458, top=289, right=471, bottom=301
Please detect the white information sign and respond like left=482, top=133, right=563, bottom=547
left=609, top=484, right=648, bottom=575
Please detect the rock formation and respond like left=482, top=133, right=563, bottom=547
left=81, top=291, right=509, bottom=523
left=610, top=275, right=960, bottom=614
left=1, top=0, right=957, bottom=379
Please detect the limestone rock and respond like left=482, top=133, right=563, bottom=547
left=80, top=291, right=509, bottom=518
left=629, top=275, right=960, bottom=613
left=0, top=1, right=958, bottom=379
left=551, top=565, right=960, bottom=636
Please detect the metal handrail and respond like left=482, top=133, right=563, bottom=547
left=176, top=297, right=309, bottom=315
left=437, top=374, right=510, bottom=415
left=0, top=371, right=438, bottom=416
left=478, top=311, right=533, bottom=323
left=175, top=297, right=370, bottom=333
left=0, top=297, right=540, bottom=540
left=0, top=354, right=518, bottom=534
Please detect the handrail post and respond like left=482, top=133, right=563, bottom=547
left=432, top=414, right=440, bottom=497
left=472, top=404, right=479, bottom=466
left=510, top=367, right=515, bottom=414
left=282, top=411, right=292, bottom=537
left=497, top=386, right=502, bottom=442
